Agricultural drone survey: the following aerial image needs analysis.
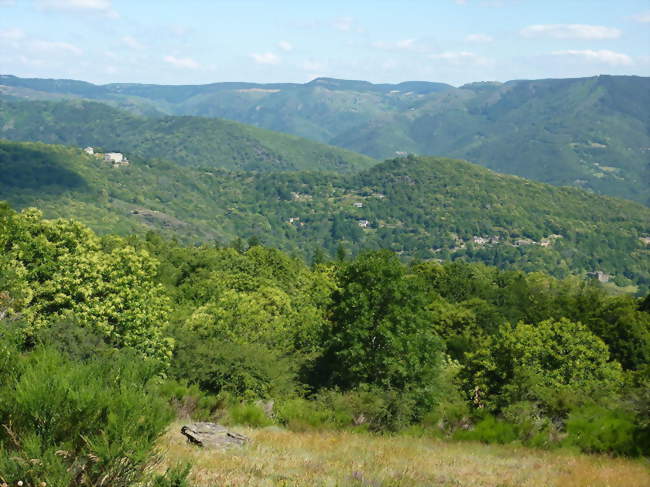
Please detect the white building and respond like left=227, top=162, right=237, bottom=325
left=353, top=202, right=364, bottom=208
left=104, top=152, right=125, bottom=163
left=84, top=146, right=94, bottom=155
left=358, top=219, right=370, bottom=228
left=103, top=152, right=129, bottom=166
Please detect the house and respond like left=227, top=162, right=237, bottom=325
left=358, top=219, right=370, bottom=228
left=288, top=217, right=300, bottom=224
left=84, top=146, right=94, bottom=155
left=353, top=202, right=364, bottom=208
left=472, top=236, right=488, bottom=245
left=103, top=152, right=129, bottom=167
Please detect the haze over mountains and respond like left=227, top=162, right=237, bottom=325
left=1, top=74, right=648, bottom=204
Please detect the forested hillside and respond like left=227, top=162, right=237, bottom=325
left=1, top=205, right=648, bottom=484
left=1, top=139, right=648, bottom=291
left=0, top=98, right=375, bottom=172
left=2, top=74, right=648, bottom=203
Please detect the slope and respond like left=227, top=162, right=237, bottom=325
left=0, top=98, right=375, bottom=172
left=3, top=74, right=646, bottom=203
left=1, top=140, right=648, bottom=291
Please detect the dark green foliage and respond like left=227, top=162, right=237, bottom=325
left=316, top=250, right=443, bottom=413
left=171, top=334, right=299, bottom=400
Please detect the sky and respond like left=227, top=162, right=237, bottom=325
left=0, top=0, right=649, bottom=86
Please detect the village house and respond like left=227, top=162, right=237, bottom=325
left=103, top=152, right=129, bottom=167
left=84, top=146, right=94, bottom=155
left=353, top=202, right=364, bottom=208
left=358, top=219, right=370, bottom=228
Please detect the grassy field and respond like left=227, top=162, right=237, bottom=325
left=158, top=422, right=650, bottom=486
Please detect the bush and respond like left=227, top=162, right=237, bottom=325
left=0, top=343, right=173, bottom=487
left=227, top=403, right=273, bottom=428
left=564, top=406, right=638, bottom=456
left=275, top=398, right=341, bottom=431
left=171, top=329, right=300, bottom=400
left=454, top=415, right=519, bottom=444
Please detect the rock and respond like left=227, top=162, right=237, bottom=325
left=180, top=422, right=249, bottom=449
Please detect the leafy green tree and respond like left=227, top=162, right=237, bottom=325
left=462, top=318, right=623, bottom=416
left=317, top=250, right=443, bottom=412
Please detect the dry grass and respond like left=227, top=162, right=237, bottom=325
left=158, top=422, right=650, bottom=486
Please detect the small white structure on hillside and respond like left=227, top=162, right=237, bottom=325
left=84, top=146, right=94, bottom=155
left=353, top=202, right=364, bottom=208
left=103, top=152, right=129, bottom=166
left=358, top=219, right=370, bottom=228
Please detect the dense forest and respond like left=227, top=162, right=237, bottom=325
left=2, top=74, right=648, bottom=204
left=1, top=204, right=648, bottom=485
left=0, top=98, right=375, bottom=172
left=1, top=140, right=649, bottom=292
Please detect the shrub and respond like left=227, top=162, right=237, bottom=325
left=275, top=398, right=340, bottom=431
left=564, top=406, right=638, bottom=456
left=0, top=342, right=173, bottom=487
left=227, top=403, right=273, bottom=428
left=454, top=415, right=519, bottom=445
left=171, top=328, right=300, bottom=400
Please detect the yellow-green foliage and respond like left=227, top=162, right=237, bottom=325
left=0, top=206, right=172, bottom=362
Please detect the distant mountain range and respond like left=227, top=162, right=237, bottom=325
left=2, top=139, right=648, bottom=291
left=1, top=74, right=648, bottom=204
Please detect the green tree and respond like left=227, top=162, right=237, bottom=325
left=462, top=318, right=624, bottom=416
left=317, top=250, right=443, bottom=412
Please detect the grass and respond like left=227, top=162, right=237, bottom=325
left=158, top=421, right=650, bottom=486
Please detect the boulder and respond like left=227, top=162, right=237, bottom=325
left=180, top=422, right=249, bottom=449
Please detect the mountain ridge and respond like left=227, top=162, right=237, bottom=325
left=2, top=74, right=647, bottom=204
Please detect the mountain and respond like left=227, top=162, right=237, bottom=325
left=2, top=139, right=648, bottom=291
left=1, top=74, right=648, bottom=203
left=0, top=98, right=375, bottom=172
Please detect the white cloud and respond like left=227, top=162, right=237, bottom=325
left=632, top=11, right=650, bottom=23
left=430, top=51, right=490, bottom=65
left=250, top=52, right=280, bottom=65
left=333, top=16, right=363, bottom=33
left=521, top=24, right=621, bottom=40
left=38, top=0, right=117, bottom=17
left=0, top=0, right=16, bottom=6
left=0, top=27, right=25, bottom=40
left=552, top=49, right=633, bottom=66
left=122, top=35, right=144, bottom=49
left=163, top=55, right=200, bottom=69
left=31, top=40, right=83, bottom=55
left=278, top=40, right=293, bottom=52
left=466, top=33, right=493, bottom=43
left=455, top=0, right=467, bottom=4
left=372, top=39, right=420, bottom=51
left=39, top=0, right=111, bottom=9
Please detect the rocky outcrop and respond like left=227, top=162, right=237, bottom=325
left=180, top=422, right=249, bottom=449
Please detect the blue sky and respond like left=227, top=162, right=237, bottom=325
left=1, top=0, right=649, bottom=86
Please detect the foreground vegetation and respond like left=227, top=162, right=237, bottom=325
left=158, top=423, right=650, bottom=487
left=1, top=204, right=648, bottom=485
